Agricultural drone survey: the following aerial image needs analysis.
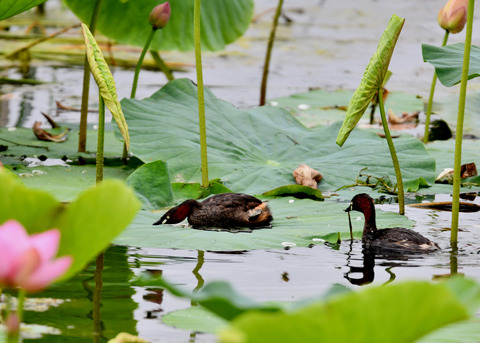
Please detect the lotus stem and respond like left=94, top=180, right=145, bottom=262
left=92, top=252, right=104, bottom=343
left=150, top=50, right=174, bottom=81
left=96, top=96, right=105, bottom=184
left=259, top=0, right=284, bottom=106
left=7, top=289, right=25, bottom=343
left=194, top=0, right=209, bottom=188
left=125, top=28, right=157, bottom=163
left=423, top=30, right=449, bottom=144
left=451, top=0, right=474, bottom=242
left=378, top=87, right=404, bottom=215
left=79, top=0, right=103, bottom=154
left=131, top=28, right=157, bottom=98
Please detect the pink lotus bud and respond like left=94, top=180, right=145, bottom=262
left=438, top=0, right=468, bottom=33
left=0, top=220, right=72, bottom=293
left=149, top=2, right=171, bottom=30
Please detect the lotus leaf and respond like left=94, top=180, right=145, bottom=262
left=121, top=79, right=435, bottom=194
left=64, top=0, right=253, bottom=52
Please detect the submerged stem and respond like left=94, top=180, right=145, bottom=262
left=378, top=87, right=404, bottom=215
left=78, top=0, right=103, bottom=154
left=194, top=0, right=209, bottom=188
left=423, top=30, right=449, bottom=144
left=451, top=0, right=474, bottom=242
left=96, top=96, right=105, bottom=184
left=259, top=0, right=284, bottom=106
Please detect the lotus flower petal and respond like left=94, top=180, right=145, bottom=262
left=30, top=229, right=61, bottom=262
left=22, top=256, right=73, bottom=292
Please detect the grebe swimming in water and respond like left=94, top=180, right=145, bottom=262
left=153, top=193, right=272, bottom=228
left=345, top=193, right=439, bottom=253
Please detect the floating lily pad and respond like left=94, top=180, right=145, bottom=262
left=433, top=92, right=480, bottom=138
left=114, top=196, right=412, bottom=251
left=0, top=128, right=124, bottom=159
left=15, top=164, right=136, bottom=202
left=270, top=89, right=423, bottom=128
left=121, top=79, right=435, bottom=194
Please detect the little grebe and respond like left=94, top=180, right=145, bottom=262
left=345, top=193, right=439, bottom=253
left=153, top=193, right=272, bottom=228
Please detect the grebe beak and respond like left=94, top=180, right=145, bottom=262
left=344, top=203, right=353, bottom=212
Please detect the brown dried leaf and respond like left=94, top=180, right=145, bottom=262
left=388, top=109, right=419, bottom=124
left=461, top=162, right=477, bottom=179
left=32, top=121, right=68, bottom=143
left=293, top=164, right=322, bottom=189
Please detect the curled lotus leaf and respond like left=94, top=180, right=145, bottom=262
left=336, top=15, right=405, bottom=147
left=81, top=23, right=130, bottom=150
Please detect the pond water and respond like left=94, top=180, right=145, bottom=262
left=14, top=195, right=479, bottom=342
left=2, top=0, right=480, bottom=342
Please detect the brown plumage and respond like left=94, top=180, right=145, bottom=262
left=153, top=193, right=272, bottom=228
left=345, top=193, right=439, bottom=253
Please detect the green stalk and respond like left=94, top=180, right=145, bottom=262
left=259, top=0, right=284, bottom=106
left=150, top=50, right=174, bottom=81
left=7, top=289, right=25, bottom=343
left=92, top=252, right=104, bottom=343
left=451, top=0, right=475, bottom=242
left=130, top=28, right=157, bottom=98
left=378, top=87, right=404, bottom=215
left=78, top=0, right=103, bottom=153
left=96, top=96, right=105, bottom=184
left=423, top=30, right=449, bottom=144
left=194, top=0, right=209, bottom=188
left=124, top=27, right=157, bottom=162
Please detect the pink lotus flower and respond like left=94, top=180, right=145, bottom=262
left=438, top=0, right=468, bottom=33
left=0, top=220, right=72, bottom=293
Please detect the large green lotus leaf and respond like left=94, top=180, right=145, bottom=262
left=422, top=43, right=480, bottom=87
left=0, top=167, right=60, bottom=232
left=113, top=196, right=413, bottom=250
left=15, top=164, right=136, bottom=202
left=55, top=179, right=140, bottom=279
left=0, top=0, right=47, bottom=21
left=418, top=318, right=480, bottom=343
left=0, top=128, right=124, bottom=159
left=270, top=89, right=423, bottom=128
left=220, top=278, right=480, bottom=343
left=121, top=79, right=435, bottom=194
left=64, top=0, right=253, bottom=52
left=162, top=306, right=229, bottom=333
left=336, top=15, right=404, bottom=146
left=126, top=160, right=173, bottom=210
left=0, top=169, right=140, bottom=281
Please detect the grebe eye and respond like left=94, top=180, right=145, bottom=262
left=166, top=215, right=170, bottom=219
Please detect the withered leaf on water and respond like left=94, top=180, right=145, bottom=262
left=436, top=162, right=478, bottom=184
left=293, top=164, right=322, bottom=189
left=32, top=121, right=69, bottom=143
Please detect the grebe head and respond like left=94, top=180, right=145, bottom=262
left=345, top=193, right=375, bottom=214
left=153, top=199, right=198, bottom=225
